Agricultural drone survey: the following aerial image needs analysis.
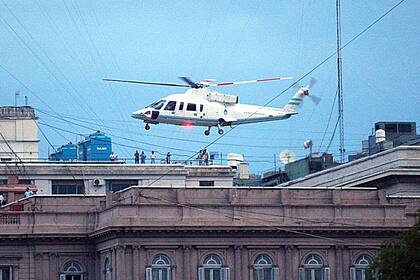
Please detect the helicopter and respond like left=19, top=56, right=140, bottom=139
left=103, top=76, right=318, bottom=136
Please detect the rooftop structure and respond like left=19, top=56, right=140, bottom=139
left=0, top=106, right=39, bottom=161
left=277, top=146, right=420, bottom=196
left=0, top=163, right=234, bottom=197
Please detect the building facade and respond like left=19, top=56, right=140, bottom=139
left=0, top=146, right=419, bottom=280
left=0, top=185, right=418, bottom=280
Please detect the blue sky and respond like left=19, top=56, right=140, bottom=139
left=0, top=0, right=418, bottom=173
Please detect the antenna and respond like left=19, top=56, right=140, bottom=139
left=15, top=90, right=20, bottom=107
left=336, top=0, right=345, bottom=163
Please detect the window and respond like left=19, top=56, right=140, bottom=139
left=299, top=254, right=329, bottom=280
left=146, top=254, right=172, bottom=280
left=200, top=104, right=204, bottom=112
left=60, top=261, right=84, bottom=280
left=164, top=101, right=177, bottom=111
left=151, top=100, right=166, bottom=110
left=52, top=180, right=85, bottom=194
left=107, top=180, right=138, bottom=192
left=179, top=102, right=184, bottom=111
left=187, top=103, right=197, bottom=111
left=104, top=257, right=112, bottom=280
left=253, top=254, right=278, bottom=280
left=350, top=255, right=375, bottom=280
left=18, top=179, right=31, bottom=184
left=398, top=124, right=412, bottom=133
left=198, top=254, right=230, bottom=280
left=0, top=267, right=12, bottom=280
left=199, top=181, right=215, bottom=187
left=384, top=124, right=397, bottom=132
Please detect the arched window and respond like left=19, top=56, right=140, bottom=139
left=146, top=254, right=172, bottom=280
left=60, top=261, right=84, bottom=280
left=104, top=257, right=112, bottom=280
left=198, top=254, right=230, bottom=280
left=298, top=254, right=330, bottom=280
left=350, top=255, right=376, bottom=280
left=252, top=254, right=279, bottom=280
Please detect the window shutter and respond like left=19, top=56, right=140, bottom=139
left=273, top=267, right=280, bottom=280
left=323, top=267, right=330, bottom=280
left=60, top=274, right=66, bottom=280
left=349, top=267, right=356, bottom=280
left=146, top=267, right=152, bottom=280
left=222, top=267, right=230, bottom=280
left=298, top=267, right=305, bottom=280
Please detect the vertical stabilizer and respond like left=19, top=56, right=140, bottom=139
left=283, top=87, right=309, bottom=112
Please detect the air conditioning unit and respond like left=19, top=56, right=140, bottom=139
left=92, top=179, right=105, bottom=187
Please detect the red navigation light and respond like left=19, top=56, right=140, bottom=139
left=183, top=121, right=192, bottom=128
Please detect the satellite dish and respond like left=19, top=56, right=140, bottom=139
left=279, top=150, right=296, bottom=164
left=303, top=140, right=313, bottom=149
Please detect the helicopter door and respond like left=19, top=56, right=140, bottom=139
left=176, top=101, right=185, bottom=120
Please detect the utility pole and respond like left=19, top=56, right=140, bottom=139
left=336, top=0, right=345, bottom=163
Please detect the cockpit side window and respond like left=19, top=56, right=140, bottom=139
left=151, top=100, right=166, bottom=110
left=164, top=101, right=177, bottom=111
left=179, top=102, right=184, bottom=111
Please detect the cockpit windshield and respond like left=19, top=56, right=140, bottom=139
left=149, top=100, right=166, bottom=110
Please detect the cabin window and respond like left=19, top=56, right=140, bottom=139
left=151, top=100, right=166, bottom=110
left=164, top=101, right=177, bottom=111
left=179, top=102, right=184, bottom=111
left=200, top=104, right=204, bottom=112
left=187, top=103, right=197, bottom=111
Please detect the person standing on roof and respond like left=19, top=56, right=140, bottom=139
left=140, top=151, right=146, bottom=164
left=0, top=193, right=5, bottom=206
left=166, top=152, right=171, bottom=164
left=24, top=187, right=33, bottom=198
left=134, top=150, right=140, bottom=164
left=150, top=151, right=157, bottom=164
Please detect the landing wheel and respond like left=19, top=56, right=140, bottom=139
left=204, top=129, right=210, bottom=136
left=145, top=123, right=150, bottom=130
left=218, top=128, right=224, bottom=135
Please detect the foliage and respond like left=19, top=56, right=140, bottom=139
left=371, top=219, right=420, bottom=280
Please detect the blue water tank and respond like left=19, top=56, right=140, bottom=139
left=50, top=143, right=77, bottom=161
left=78, top=131, right=112, bottom=161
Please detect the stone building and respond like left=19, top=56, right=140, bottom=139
left=0, top=146, right=419, bottom=280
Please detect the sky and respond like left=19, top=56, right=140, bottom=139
left=0, top=0, right=419, bottom=174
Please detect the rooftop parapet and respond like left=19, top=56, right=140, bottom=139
left=0, top=106, right=37, bottom=119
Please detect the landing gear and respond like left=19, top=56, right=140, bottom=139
left=204, top=127, right=211, bottom=136
left=217, top=119, right=224, bottom=135
left=145, top=123, right=150, bottom=130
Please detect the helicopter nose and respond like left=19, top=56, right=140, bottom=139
left=132, top=109, right=145, bottom=119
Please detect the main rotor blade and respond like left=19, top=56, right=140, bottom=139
left=211, top=76, right=293, bottom=87
left=103, top=78, right=190, bottom=88
left=179, top=77, right=198, bottom=88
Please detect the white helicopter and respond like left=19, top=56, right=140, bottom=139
left=103, top=76, right=318, bottom=136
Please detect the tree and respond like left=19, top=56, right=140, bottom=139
left=371, top=219, right=420, bottom=280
